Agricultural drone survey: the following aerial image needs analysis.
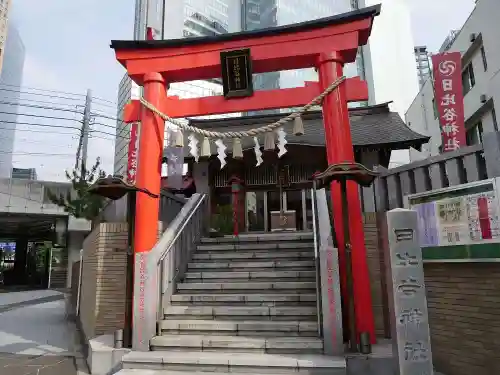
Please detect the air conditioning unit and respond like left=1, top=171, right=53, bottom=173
left=480, top=94, right=487, bottom=103
left=470, top=33, right=477, bottom=42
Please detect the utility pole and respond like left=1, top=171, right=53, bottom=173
left=81, top=89, right=92, bottom=176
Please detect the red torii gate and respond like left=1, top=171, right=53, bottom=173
left=112, top=5, right=380, bottom=345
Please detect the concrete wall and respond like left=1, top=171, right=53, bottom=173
left=79, top=223, right=128, bottom=340
left=66, top=232, right=86, bottom=288
left=424, top=262, right=500, bottom=375
left=406, top=0, right=500, bottom=161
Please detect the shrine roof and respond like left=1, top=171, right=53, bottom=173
left=110, top=5, right=380, bottom=51
left=178, top=102, right=429, bottom=158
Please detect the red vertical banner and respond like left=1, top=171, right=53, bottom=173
left=477, top=197, right=493, bottom=240
left=431, top=52, right=466, bottom=152
left=127, top=122, right=140, bottom=184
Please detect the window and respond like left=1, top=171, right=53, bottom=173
left=466, top=121, right=484, bottom=146
left=432, top=98, right=438, bottom=119
left=462, top=63, right=475, bottom=94
left=481, top=46, right=488, bottom=71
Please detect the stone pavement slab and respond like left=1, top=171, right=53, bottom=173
left=0, top=299, right=73, bottom=355
left=0, top=289, right=63, bottom=308
left=0, top=353, right=76, bottom=375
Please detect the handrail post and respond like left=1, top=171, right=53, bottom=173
left=132, top=193, right=207, bottom=351
left=314, top=187, right=344, bottom=356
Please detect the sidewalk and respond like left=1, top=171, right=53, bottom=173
left=0, top=290, right=80, bottom=374
left=0, top=289, right=64, bottom=310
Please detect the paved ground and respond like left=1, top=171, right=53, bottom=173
left=0, top=289, right=63, bottom=308
left=0, top=290, right=83, bottom=375
left=0, top=353, right=76, bottom=375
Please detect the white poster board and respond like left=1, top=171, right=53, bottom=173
left=407, top=179, right=500, bottom=248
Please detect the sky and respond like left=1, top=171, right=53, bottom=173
left=9, top=0, right=477, bottom=181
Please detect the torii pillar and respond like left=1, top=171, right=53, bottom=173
left=112, top=5, right=381, bottom=349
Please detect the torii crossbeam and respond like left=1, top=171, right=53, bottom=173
left=111, top=4, right=381, bottom=352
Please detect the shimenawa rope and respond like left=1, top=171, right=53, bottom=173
left=138, top=75, right=346, bottom=139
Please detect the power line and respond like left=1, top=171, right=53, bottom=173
left=0, top=81, right=117, bottom=106
left=92, top=112, right=118, bottom=121
left=0, top=119, right=82, bottom=131
left=0, top=81, right=88, bottom=98
left=2, top=110, right=82, bottom=123
left=1, top=151, right=76, bottom=157
left=0, top=100, right=84, bottom=114
left=0, top=97, right=84, bottom=109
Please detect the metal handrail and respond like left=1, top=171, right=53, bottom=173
left=311, top=185, right=323, bottom=336
left=158, top=194, right=206, bottom=264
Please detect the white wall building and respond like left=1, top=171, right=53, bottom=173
left=406, top=0, right=499, bottom=161
left=0, top=21, right=25, bottom=178
left=362, top=0, right=420, bottom=166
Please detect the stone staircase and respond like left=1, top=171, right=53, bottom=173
left=118, top=232, right=346, bottom=375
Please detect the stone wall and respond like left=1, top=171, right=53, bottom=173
left=424, top=262, right=500, bottom=375
left=79, top=223, right=128, bottom=341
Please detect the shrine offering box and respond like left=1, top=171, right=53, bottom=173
left=270, top=210, right=296, bottom=231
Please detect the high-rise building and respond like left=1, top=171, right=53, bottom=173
left=241, top=0, right=364, bottom=94
left=114, top=0, right=241, bottom=176
left=0, top=20, right=25, bottom=178
left=414, top=46, right=431, bottom=89
left=0, top=0, right=12, bottom=74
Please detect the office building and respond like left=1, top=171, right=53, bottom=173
left=0, top=20, right=25, bottom=178
left=415, top=46, right=431, bottom=89
left=114, top=0, right=240, bottom=176
left=406, top=0, right=499, bottom=161
left=241, top=0, right=364, bottom=94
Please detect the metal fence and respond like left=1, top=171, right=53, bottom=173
left=373, top=143, right=489, bottom=212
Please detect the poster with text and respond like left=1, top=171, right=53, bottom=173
left=436, top=197, right=470, bottom=246
left=466, top=191, right=500, bottom=242
left=413, top=202, right=440, bottom=247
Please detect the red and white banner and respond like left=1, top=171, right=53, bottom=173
left=127, top=123, right=140, bottom=184
left=431, top=52, right=466, bottom=153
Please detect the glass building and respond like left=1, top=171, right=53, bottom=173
left=241, top=0, right=368, bottom=103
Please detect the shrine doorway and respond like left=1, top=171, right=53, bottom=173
left=244, top=188, right=314, bottom=233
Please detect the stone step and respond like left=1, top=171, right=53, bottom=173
left=170, top=293, right=317, bottom=306
left=187, top=260, right=315, bottom=271
left=176, top=281, right=316, bottom=294
left=150, top=334, right=323, bottom=354
left=196, top=242, right=313, bottom=252
left=159, top=319, right=319, bottom=337
left=163, top=305, right=317, bottom=321
left=184, top=270, right=316, bottom=282
left=200, top=232, right=314, bottom=244
left=192, top=251, right=313, bottom=262
left=121, top=350, right=346, bottom=375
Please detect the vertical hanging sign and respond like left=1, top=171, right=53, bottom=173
left=431, top=52, right=466, bottom=153
left=127, top=123, right=140, bottom=184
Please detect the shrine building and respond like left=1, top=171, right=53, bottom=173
left=163, top=102, right=429, bottom=233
